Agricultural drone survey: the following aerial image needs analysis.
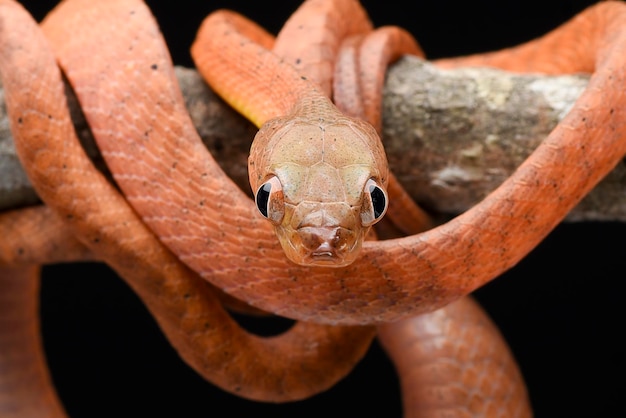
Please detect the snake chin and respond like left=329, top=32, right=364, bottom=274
left=300, top=249, right=360, bottom=267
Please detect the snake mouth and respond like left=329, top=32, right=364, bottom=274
left=311, top=250, right=335, bottom=259
left=307, top=248, right=341, bottom=265
left=304, top=252, right=349, bottom=267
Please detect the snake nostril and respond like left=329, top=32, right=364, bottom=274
left=299, top=226, right=341, bottom=254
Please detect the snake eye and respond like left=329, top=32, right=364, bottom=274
left=361, top=178, right=388, bottom=226
left=255, top=176, right=285, bottom=225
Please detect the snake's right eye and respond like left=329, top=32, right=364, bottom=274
left=255, top=176, right=285, bottom=225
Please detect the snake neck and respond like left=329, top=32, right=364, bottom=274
left=289, top=92, right=343, bottom=123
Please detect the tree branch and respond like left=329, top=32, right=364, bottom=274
left=2, top=57, right=621, bottom=221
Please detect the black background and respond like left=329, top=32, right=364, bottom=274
left=16, top=0, right=625, bottom=417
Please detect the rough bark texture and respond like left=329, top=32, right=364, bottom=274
left=2, top=57, right=621, bottom=221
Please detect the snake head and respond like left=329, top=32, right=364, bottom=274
left=254, top=175, right=388, bottom=266
left=250, top=100, right=389, bottom=267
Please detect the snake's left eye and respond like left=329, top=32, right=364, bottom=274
left=361, top=178, right=388, bottom=226
left=255, top=176, right=285, bottom=225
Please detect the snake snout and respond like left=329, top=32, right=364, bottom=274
left=283, top=203, right=362, bottom=266
left=297, top=226, right=355, bottom=265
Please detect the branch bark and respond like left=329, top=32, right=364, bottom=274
left=2, top=56, right=622, bottom=221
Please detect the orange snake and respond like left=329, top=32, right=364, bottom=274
left=0, top=0, right=624, bottom=416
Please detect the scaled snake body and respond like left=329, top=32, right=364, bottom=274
left=1, top=0, right=625, bottom=416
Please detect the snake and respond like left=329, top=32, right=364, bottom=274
left=27, top=0, right=625, bottom=327
left=0, top=0, right=624, bottom=416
